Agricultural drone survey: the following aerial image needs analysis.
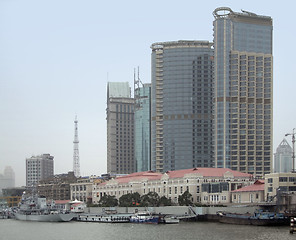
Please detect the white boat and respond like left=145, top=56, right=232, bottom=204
left=77, top=213, right=131, bottom=223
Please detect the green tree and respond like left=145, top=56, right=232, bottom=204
left=98, top=195, right=118, bottom=207
left=178, top=190, right=193, bottom=206
left=140, top=192, right=160, bottom=207
left=158, top=196, right=172, bottom=206
left=119, top=192, right=141, bottom=207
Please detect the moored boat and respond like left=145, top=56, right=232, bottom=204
left=217, top=210, right=289, bottom=226
left=77, top=213, right=131, bottom=223
left=130, top=211, right=160, bottom=224
left=15, top=192, right=74, bottom=222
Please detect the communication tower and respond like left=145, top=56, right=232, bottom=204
left=73, top=115, right=80, bottom=177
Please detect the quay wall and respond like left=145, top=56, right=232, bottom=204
left=86, top=206, right=258, bottom=216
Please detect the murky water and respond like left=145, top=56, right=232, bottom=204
left=0, top=219, right=293, bottom=240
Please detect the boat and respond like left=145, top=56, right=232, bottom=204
left=217, top=209, right=289, bottom=226
left=160, top=215, right=180, bottom=224
left=14, top=193, right=74, bottom=222
left=77, top=213, right=131, bottom=223
left=130, top=211, right=160, bottom=224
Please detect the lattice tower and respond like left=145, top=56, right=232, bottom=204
left=73, top=116, right=80, bottom=177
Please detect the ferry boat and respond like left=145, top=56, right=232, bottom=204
left=77, top=213, right=131, bottom=223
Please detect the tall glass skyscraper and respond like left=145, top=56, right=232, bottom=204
left=274, top=139, right=293, bottom=173
left=151, top=41, right=214, bottom=173
left=134, top=83, right=151, bottom=172
left=213, top=7, right=273, bottom=176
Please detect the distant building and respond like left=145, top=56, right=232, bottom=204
left=134, top=83, right=151, bottom=172
left=106, top=82, right=135, bottom=174
left=213, top=7, right=273, bottom=177
left=37, top=171, right=77, bottom=200
left=151, top=40, right=214, bottom=173
left=274, top=139, right=293, bottom=173
left=26, top=154, right=54, bottom=187
left=92, top=168, right=253, bottom=205
left=1, top=187, right=26, bottom=207
left=0, top=166, right=15, bottom=194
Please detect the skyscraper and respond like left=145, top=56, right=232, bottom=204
left=274, top=139, right=293, bottom=173
left=26, top=154, right=54, bottom=187
left=106, top=82, right=135, bottom=174
left=134, top=81, right=151, bottom=172
left=151, top=40, right=214, bottom=172
left=213, top=7, right=273, bottom=176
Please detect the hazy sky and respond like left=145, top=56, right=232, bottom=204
left=1, top=0, right=295, bottom=187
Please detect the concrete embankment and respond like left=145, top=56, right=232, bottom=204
left=85, top=205, right=258, bottom=221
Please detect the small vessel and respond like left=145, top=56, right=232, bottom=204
left=77, top=213, right=131, bottom=223
left=130, top=211, right=160, bottom=224
left=14, top=192, right=74, bottom=222
left=162, top=216, right=180, bottom=224
left=217, top=210, right=289, bottom=226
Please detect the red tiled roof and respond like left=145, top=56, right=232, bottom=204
left=165, top=168, right=252, bottom=179
left=232, top=180, right=264, bottom=193
left=54, top=200, right=71, bottom=204
left=99, top=168, right=252, bottom=186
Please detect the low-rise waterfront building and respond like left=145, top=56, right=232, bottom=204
left=265, top=172, right=296, bottom=201
left=92, top=168, right=253, bottom=205
left=70, top=176, right=102, bottom=203
left=231, top=180, right=265, bottom=204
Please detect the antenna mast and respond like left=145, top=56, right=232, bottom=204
left=73, top=115, right=80, bottom=177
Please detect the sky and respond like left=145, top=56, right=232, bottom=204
left=0, top=0, right=295, bottom=187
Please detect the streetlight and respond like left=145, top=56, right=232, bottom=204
left=285, top=128, right=295, bottom=172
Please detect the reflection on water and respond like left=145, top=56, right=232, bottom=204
left=0, top=219, right=293, bottom=240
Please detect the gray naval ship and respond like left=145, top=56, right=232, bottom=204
left=15, top=192, right=74, bottom=222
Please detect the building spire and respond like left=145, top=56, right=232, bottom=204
left=73, top=115, right=80, bottom=177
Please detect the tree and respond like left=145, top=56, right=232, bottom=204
left=178, top=190, right=193, bottom=206
left=98, top=195, right=118, bottom=207
left=119, top=192, right=141, bottom=207
left=140, top=192, right=160, bottom=207
left=158, top=196, right=172, bottom=206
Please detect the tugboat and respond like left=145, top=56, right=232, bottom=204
left=14, top=192, right=74, bottom=222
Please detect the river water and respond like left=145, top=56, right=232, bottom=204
left=0, top=219, right=294, bottom=240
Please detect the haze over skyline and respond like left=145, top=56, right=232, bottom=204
left=1, top=0, right=295, bottom=186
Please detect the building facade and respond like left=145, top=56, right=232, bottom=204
left=26, top=154, right=54, bottom=187
left=213, top=7, right=273, bottom=177
left=274, top=139, right=293, bottom=173
left=134, top=83, right=151, bottom=172
left=107, top=82, right=135, bottom=174
left=37, top=171, right=77, bottom=200
left=92, top=168, right=252, bottom=205
left=70, top=176, right=102, bottom=203
left=265, top=172, right=296, bottom=201
left=151, top=40, right=214, bottom=173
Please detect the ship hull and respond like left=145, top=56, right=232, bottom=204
left=15, top=212, right=74, bottom=222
